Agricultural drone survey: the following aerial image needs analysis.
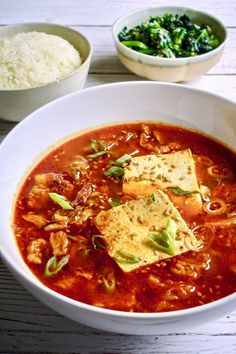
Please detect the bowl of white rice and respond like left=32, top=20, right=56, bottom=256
left=0, top=23, right=92, bottom=122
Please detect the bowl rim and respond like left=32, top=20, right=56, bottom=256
left=0, top=22, right=93, bottom=92
left=0, top=81, right=236, bottom=319
left=112, top=6, right=228, bottom=64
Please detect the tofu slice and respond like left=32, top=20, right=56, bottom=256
left=95, top=190, right=200, bottom=272
left=123, top=149, right=201, bottom=217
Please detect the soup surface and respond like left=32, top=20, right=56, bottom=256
left=14, top=123, right=236, bottom=312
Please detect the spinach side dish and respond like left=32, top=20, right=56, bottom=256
left=118, top=13, right=221, bottom=58
left=14, top=123, right=236, bottom=312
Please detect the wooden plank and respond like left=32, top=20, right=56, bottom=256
left=1, top=331, right=235, bottom=354
left=0, top=0, right=236, bottom=27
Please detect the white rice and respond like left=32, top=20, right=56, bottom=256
left=0, top=31, right=82, bottom=90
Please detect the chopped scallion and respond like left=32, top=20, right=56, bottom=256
left=49, top=192, right=74, bottom=210
left=102, top=272, right=116, bottom=293
left=90, top=139, right=105, bottom=152
left=82, top=249, right=90, bottom=257
left=114, top=249, right=141, bottom=264
left=168, top=187, right=199, bottom=196
left=108, top=198, right=121, bottom=207
left=148, top=219, right=177, bottom=256
left=115, top=154, right=131, bottom=166
left=44, top=255, right=70, bottom=278
left=104, top=166, right=124, bottom=179
left=148, top=193, right=158, bottom=204
left=87, top=150, right=114, bottom=159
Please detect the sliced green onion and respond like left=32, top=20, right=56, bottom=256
left=102, top=272, right=116, bottom=293
left=90, top=139, right=105, bottom=152
left=121, top=40, right=150, bottom=50
left=115, top=154, right=131, bottom=166
left=104, top=166, right=124, bottom=179
left=87, top=150, right=114, bottom=159
left=66, top=235, right=87, bottom=243
left=108, top=198, right=121, bottom=207
left=148, top=193, right=158, bottom=204
left=113, top=249, right=141, bottom=264
left=168, top=187, right=199, bottom=196
left=82, top=249, right=90, bottom=257
left=91, top=235, right=108, bottom=251
left=44, top=255, right=70, bottom=278
left=49, top=192, right=74, bottom=210
left=148, top=219, right=177, bottom=256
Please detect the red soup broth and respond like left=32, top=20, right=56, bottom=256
left=14, top=123, right=236, bottom=312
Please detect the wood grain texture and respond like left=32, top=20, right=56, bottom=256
left=0, top=0, right=236, bottom=26
left=0, top=0, right=236, bottom=353
left=0, top=262, right=235, bottom=354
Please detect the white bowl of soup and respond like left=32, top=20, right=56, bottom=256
left=0, top=82, right=235, bottom=335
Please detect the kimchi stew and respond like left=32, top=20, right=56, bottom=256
left=13, top=122, right=236, bottom=312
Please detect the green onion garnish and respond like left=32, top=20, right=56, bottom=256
left=90, top=139, right=105, bottom=152
left=113, top=249, right=141, bottom=264
left=104, top=166, right=124, bottom=179
left=87, top=150, right=114, bottom=159
left=148, top=219, right=177, bottom=256
left=148, top=193, right=158, bottom=204
left=44, top=255, right=70, bottom=278
left=82, top=249, right=90, bottom=257
left=115, top=154, right=131, bottom=166
left=168, top=187, right=199, bottom=196
left=108, top=198, right=121, bottom=207
left=49, top=192, right=74, bottom=210
left=102, top=272, right=116, bottom=293
left=66, top=235, right=87, bottom=243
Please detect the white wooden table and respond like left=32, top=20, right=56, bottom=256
left=0, top=1, right=235, bottom=353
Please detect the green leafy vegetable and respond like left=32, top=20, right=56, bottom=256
left=115, top=154, right=131, bottom=166
left=104, top=166, right=124, bottom=179
left=118, top=13, right=221, bottom=58
left=49, top=192, right=74, bottom=210
left=148, top=193, right=158, bottom=204
left=114, top=249, right=141, bottom=264
left=44, top=255, right=70, bottom=278
left=87, top=150, right=113, bottom=159
left=121, top=40, right=150, bottom=50
left=108, top=198, right=121, bottom=207
left=91, top=235, right=108, bottom=251
left=168, top=187, right=199, bottom=196
left=148, top=219, right=177, bottom=255
left=102, top=272, right=116, bottom=293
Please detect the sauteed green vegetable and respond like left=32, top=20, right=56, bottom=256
left=118, top=13, right=220, bottom=58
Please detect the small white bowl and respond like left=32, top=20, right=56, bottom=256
left=112, top=6, right=227, bottom=82
left=0, top=23, right=92, bottom=122
left=0, top=82, right=235, bottom=335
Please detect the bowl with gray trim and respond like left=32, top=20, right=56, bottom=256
left=0, top=22, right=92, bottom=122
left=112, top=6, right=227, bottom=82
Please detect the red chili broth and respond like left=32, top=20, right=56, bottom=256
left=14, top=123, right=236, bottom=312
